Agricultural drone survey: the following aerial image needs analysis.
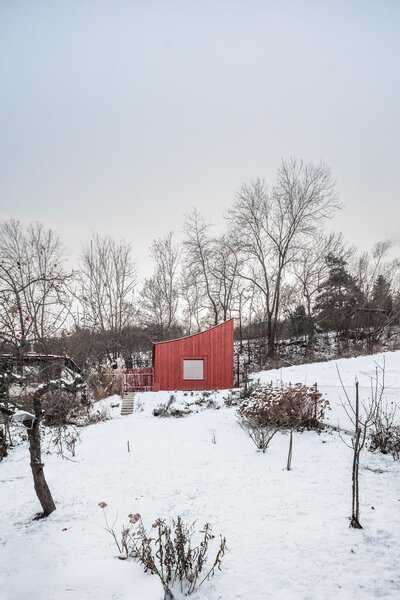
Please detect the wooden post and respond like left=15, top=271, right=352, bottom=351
left=286, top=430, right=293, bottom=470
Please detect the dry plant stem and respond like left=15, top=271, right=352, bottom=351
left=197, top=536, right=227, bottom=590
left=101, top=507, right=122, bottom=554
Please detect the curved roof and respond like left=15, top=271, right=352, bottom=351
left=153, top=318, right=234, bottom=346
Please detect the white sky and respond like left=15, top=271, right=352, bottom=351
left=0, top=0, right=399, bottom=277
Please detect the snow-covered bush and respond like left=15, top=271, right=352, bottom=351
left=369, top=392, right=400, bottom=460
left=153, top=392, right=221, bottom=418
left=238, top=383, right=329, bottom=452
left=370, top=424, right=400, bottom=460
left=223, top=389, right=241, bottom=406
left=153, top=394, right=183, bottom=417
left=238, top=383, right=328, bottom=430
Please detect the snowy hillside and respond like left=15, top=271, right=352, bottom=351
left=253, top=350, right=400, bottom=431
left=1, top=353, right=400, bottom=599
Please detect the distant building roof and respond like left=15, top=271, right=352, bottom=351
left=0, top=353, right=81, bottom=374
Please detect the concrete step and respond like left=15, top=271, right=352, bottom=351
left=121, top=394, right=135, bottom=416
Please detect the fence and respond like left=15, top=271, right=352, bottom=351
left=123, top=368, right=154, bottom=393
left=316, top=385, right=400, bottom=433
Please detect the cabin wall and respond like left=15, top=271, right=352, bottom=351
left=153, top=319, right=234, bottom=391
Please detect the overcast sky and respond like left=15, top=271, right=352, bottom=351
left=1, top=0, right=399, bottom=277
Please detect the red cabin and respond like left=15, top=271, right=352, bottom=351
left=123, top=319, right=234, bottom=393
left=153, top=319, right=234, bottom=391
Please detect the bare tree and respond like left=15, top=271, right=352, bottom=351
left=1, top=371, right=85, bottom=517
left=294, top=232, right=349, bottom=349
left=231, top=278, right=252, bottom=352
left=0, top=220, right=71, bottom=360
left=209, top=234, right=239, bottom=322
left=140, top=232, right=180, bottom=338
left=352, top=240, right=398, bottom=301
left=350, top=241, right=400, bottom=351
left=337, top=364, right=384, bottom=529
left=180, top=269, right=204, bottom=334
left=79, top=235, right=137, bottom=354
left=183, top=209, right=221, bottom=326
left=226, top=158, right=339, bottom=356
left=183, top=209, right=238, bottom=327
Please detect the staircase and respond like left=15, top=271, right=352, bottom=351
left=120, top=392, right=135, bottom=416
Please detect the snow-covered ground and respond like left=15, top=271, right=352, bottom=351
left=253, top=350, right=400, bottom=431
left=1, top=353, right=400, bottom=599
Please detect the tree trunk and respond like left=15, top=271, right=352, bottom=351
left=350, top=382, right=362, bottom=529
left=350, top=437, right=362, bottom=529
left=305, top=297, right=314, bottom=354
left=266, top=315, right=276, bottom=358
left=0, top=427, right=8, bottom=461
left=28, top=398, right=56, bottom=517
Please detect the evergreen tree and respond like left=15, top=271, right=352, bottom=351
left=314, top=254, right=362, bottom=334
left=289, top=304, right=307, bottom=338
left=371, top=274, right=393, bottom=314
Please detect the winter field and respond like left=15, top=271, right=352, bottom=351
left=1, top=352, right=400, bottom=600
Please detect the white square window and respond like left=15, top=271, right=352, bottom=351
left=183, top=359, right=204, bottom=380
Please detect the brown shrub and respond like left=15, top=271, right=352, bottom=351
left=238, top=383, right=329, bottom=430
left=88, top=366, right=124, bottom=400
left=237, top=383, right=329, bottom=452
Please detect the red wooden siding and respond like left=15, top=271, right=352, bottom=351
left=153, top=319, right=234, bottom=391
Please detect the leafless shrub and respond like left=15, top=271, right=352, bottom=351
left=86, top=405, right=110, bottom=425
left=47, top=425, right=80, bottom=459
left=41, top=389, right=84, bottom=427
left=99, top=503, right=226, bottom=600
left=238, top=383, right=329, bottom=452
left=370, top=424, right=400, bottom=460
left=88, top=366, right=124, bottom=400
left=239, top=419, right=279, bottom=452
left=87, top=368, right=106, bottom=400
left=110, top=367, right=125, bottom=396
left=370, top=394, right=400, bottom=460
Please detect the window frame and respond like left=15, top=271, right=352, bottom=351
left=182, top=358, right=205, bottom=381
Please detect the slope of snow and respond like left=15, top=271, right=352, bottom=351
left=252, top=350, right=400, bottom=431
left=1, top=353, right=400, bottom=599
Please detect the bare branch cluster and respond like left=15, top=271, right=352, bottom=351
left=79, top=235, right=137, bottom=334
left=0, top=219, right=72, bottom=356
